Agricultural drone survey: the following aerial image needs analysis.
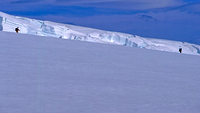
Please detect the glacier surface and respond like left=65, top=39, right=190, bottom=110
left=1, top=31, right=200, bottom=113
left=0, top=11, right=200, bottom=55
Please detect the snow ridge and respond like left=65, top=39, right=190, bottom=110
left=0, top=11, right=200, bottom=55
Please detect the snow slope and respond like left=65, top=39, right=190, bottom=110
left=0, top=11, right=200, bottom=55
left=0, top=31, right=200, bottom=113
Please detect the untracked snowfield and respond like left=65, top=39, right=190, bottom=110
left=0, top=31, right=200, bottom=113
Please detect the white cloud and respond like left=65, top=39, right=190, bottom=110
left=54, top=0, right=185, bottom=10
left=0, top=0, right=187, bottom=11
left=132, top=0, right=184, bottom=9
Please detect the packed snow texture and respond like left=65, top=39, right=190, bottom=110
left=0, top=31, right=200, bottom=113
left=0, top=11, right=200, bottom=55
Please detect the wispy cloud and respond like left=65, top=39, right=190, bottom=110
left=10, top=0, right=40, bottom=4
left=54, top=0, right=184, bottom=10
left=172, top=2, right=200, bottom=14
left=0, top=0, right=193, bottom=13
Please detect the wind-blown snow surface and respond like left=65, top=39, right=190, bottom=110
left=0, top=11, right=200, bottom=55
left=0, top=31, right=200, bottom=113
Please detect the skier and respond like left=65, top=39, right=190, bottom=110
left=179, top=46, right=182, bottom=53
left=15, top=27, right=20, bottom=33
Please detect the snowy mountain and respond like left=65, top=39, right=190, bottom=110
left=1, top=30, right=200, bottom=113
left=0, top=11, right=200, bottom=55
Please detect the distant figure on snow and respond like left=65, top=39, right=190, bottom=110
left=179, top=46, right=182, bottom=53
left=15, top=27, right=20, bottom=33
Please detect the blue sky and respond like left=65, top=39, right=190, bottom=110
left=0, top=0, right=200, bottom=44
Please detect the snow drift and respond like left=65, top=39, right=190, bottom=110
left=1, top=31, right=200, bottom=113
left=0, top=11, right=200, bottom=55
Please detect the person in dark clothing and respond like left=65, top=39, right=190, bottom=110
left=15, top=27, right=20, bottom=33
left=179, top=46, right=182, bottom=53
